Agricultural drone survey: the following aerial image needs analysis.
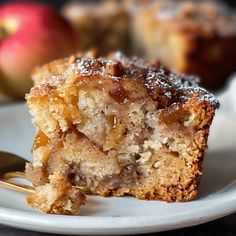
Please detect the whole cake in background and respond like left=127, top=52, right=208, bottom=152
left=63, top=0, right=236, bottom=90
left=130, top=0, right=236, bottom=90
left=62, top=1, right=130, bottom=55
left=25, top=51, right=219, bottom=215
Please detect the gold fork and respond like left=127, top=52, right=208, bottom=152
left=0, top=151, right=34, bottom=194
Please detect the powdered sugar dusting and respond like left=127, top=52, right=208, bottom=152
left=72, top=52, right=219, bottom=108
left=76, top=58, right=103, bottom=76
left=75, top=57, right=121, bottom=80
left=40, top=51, right=219, bottom=109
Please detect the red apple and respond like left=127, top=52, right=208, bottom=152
left=0, top=2, right=80, bottom=98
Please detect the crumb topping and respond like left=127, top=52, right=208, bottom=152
left=27, top=52, right=219, bottom=109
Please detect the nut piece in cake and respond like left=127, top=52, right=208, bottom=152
left=26, top=51, right=219, bottom=215
left=130, top=0, right=236, bottom=89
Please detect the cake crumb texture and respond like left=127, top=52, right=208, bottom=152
left=26, top=51, right=218, bottom=214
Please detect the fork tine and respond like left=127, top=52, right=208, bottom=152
left=1, top=171, right=85, bottom=193
left=4, top=171, right=27, bottom=179
left=0, top=179, right=34, bottom=194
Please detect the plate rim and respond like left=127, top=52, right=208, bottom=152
left=1, top=103, right=236, bottom=235
left=1, top=192, right=236, bottom=235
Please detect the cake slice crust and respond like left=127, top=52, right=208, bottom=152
left=26, top=52, right=219, bottom=214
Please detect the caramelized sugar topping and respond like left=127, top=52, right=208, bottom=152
left=27, top=51, right=219, bottom=109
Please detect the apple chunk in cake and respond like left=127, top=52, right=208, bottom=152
left=25, top=52, right=219, bottom=215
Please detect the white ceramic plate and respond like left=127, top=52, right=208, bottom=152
left=0, top=103, right=236, bottom=235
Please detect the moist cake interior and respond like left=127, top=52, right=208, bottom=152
left=26, top=52, right=218, bottom=214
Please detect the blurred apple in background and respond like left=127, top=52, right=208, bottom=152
left=0, top=2, right=79, bottom=98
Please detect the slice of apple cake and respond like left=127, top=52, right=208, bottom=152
left=25, top=51, right=219, bottom=215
